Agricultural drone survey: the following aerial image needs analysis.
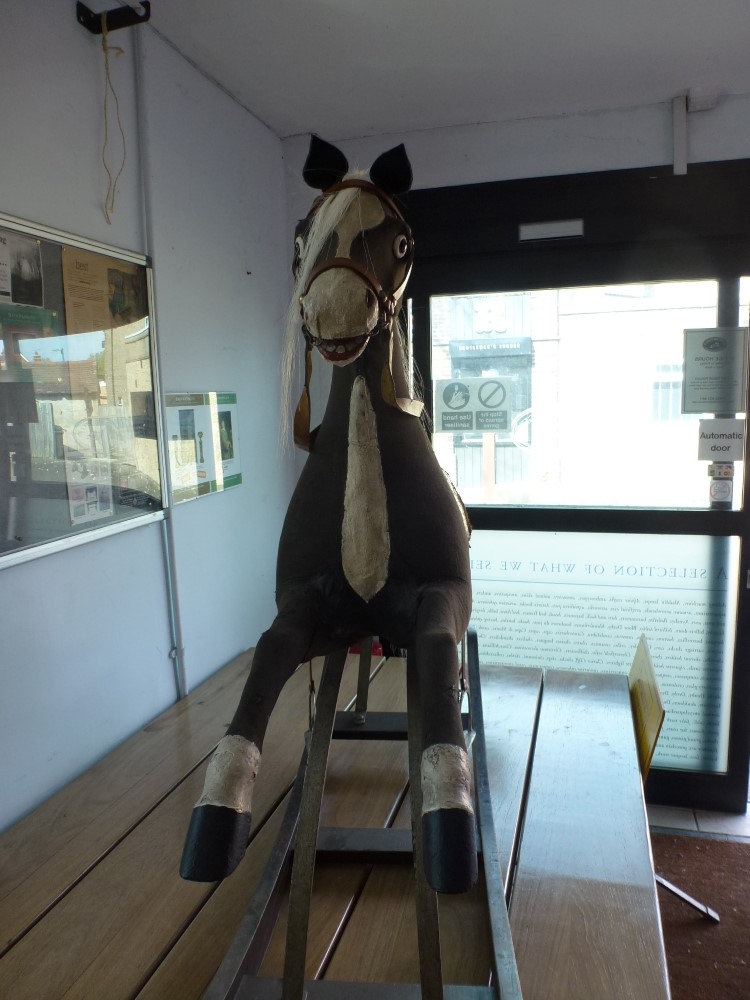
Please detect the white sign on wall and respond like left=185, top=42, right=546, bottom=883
left=682, top=327, right=748, bottom=414
left=697, top=418, right=745, bottom=460
left=165, top=392, right=242, bottom=503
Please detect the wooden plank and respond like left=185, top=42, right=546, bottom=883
left=479, top=664, right=543, bottom=888
left=509, top=670, right=671, bottom=1000
left=318, top=664, right=542, bottom=987
left=258, top=657, right=411, bottom=981
left=134, top=656, right=404, bottom=1000
left=321, top=793, right=494, bottom=987
left=133, top=791, right=291, bottom=1000
left=0, top=655, right=362, bottom=1000
left=0, top=655, right=543, bottom=999
left=0, top=649, right=253, bottom=955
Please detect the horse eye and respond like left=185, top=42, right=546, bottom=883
left=394, top=234, right=410, bottom=259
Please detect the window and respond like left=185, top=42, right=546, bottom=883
left=430, top=280, right=744, bottom=509
left=652, top=364, right=686, bottom=422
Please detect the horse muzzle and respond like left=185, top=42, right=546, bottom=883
left=299, top=264, right=390, bottom=366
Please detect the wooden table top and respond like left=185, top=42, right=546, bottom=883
left=510, top=670, right=671, bottom=1000
left=0, top=654, right=670, bottom=999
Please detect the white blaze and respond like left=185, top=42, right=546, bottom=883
left=342, top=376, right=389, bottom=601
left=300, top=193, right=386, bottom=343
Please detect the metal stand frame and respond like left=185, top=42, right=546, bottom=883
left=204, top=633, right=522, bottom=999
left=655, top=873, right=720, bottom=923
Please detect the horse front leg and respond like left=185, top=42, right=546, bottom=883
left=180, top=606, right=316, bottom=882
left=414, top=583, right=477, bottom=894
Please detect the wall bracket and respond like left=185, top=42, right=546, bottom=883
left=77, top=1, right=151, bottom=35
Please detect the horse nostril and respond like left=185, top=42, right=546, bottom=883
left=365, top=289, right=375, bottom=310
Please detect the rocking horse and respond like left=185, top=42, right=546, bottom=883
left=180, top=136, right=476, bottom=895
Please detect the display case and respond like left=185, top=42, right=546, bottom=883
left=0, top=215, right=162, bottom=562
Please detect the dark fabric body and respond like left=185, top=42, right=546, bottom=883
left=276, top=335, right=471, bottom=656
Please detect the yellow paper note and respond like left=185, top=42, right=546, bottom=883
left=628, top=634, right=665, bottom=777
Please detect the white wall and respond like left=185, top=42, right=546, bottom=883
left=137, top=31, right=291, bottom=686
left=0, top=6, right=292, bottom=832
left=283, top=93, right=750, bottom=228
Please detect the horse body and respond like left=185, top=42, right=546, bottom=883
left=278, top=352, right=471, bottom=645
left=180, top=138, right=477, bottom=894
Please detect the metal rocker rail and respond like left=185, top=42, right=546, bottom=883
left=203, top=630, right=522, bottom=1000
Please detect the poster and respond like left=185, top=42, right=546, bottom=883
left=165, top=392, right=242, bottom=503
left=65, top=457, right=114, bottom=526
left=61, top=246, right=144, bottom=334
left=0, top=303, right=58, bottom=361
left=682, top=327, right=748, bottom=414
left=0, top=231, right=10, bottom=299
left=0, top=231, right=43, bottom=307
left=469, top=529, right=737, bottom=773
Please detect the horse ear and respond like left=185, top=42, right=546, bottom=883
left=302, top=135, right=349, bottom=190
left=370, top=144, right=413, bottom=195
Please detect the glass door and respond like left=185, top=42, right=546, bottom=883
left=408, top=274, right=750, bottom=811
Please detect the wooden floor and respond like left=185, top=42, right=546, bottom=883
left=0, top=650, right=670, bottom=999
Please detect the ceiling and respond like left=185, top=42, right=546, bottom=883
left=137, top=0, right=750, bottom=142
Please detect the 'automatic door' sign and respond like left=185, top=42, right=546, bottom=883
left=435, top=378, right=511, bottom=432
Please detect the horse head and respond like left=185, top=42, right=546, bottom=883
left=290, top=137, right=421, bottom=448
left=295, top=136, right=414, bottom=364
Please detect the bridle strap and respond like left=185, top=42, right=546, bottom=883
left=302, top=256, right=410, bottom=329
left=293, top=341, right=314, bottom=451
left=303, top=256, right=386, bottom=303
left=301, top=178, right=412, bottom=313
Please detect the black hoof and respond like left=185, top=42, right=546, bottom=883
left=422, top=807, right=478, bottom=894
left=179, top=804, right=252, bottom=882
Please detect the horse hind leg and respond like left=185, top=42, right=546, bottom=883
left=414, top=586, right=477, bottom=894
left=180, top=609, right=315, bottom=882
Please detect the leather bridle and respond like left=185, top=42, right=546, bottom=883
left=298, top=179, right=413, bottom=346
